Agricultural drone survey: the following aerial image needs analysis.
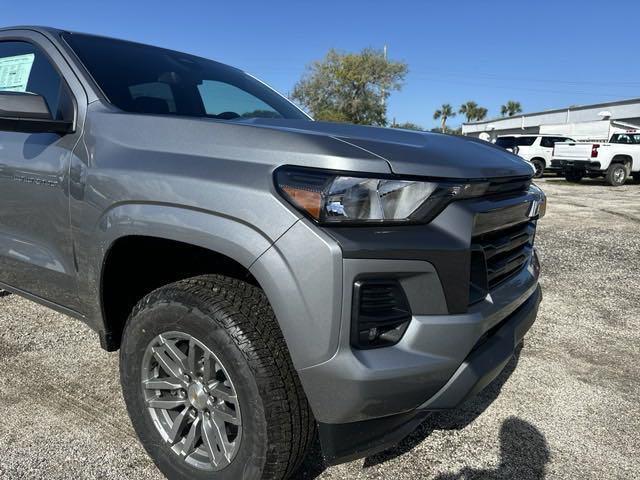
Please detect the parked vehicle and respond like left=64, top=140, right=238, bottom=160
left=495, top=134, right=575, bottom=178
left=0, top=27, right=545, bottom=480
left=552, top=132, right=640, bottom=186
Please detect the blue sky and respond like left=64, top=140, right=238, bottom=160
left=3, top=1, right=638, bottom=128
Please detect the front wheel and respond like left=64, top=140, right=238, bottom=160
left=530, top=158, right=545, bottom=178
left=605, top=163, right=628, bottom=186
left=120, top=275, right=315, bottom=480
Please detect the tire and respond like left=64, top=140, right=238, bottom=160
left=530, top=158, right=545, bottom=178
left=564, top=171, right=584, bottom=183
left=632, top=172, right=640, bottom=184
left=605, top=163, right=628, bottom=187
left=120, top=275, right=315, bottom=480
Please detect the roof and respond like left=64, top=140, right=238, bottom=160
left=496, top=133, right=571, bottom=138
left=0, top=25, right=64, bottom=35
left=463, top=96, right=640, bottom=126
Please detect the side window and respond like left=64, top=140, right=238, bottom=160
left=129, top=82, right=176, bottom=113
left=517, top=137, right=537, bottom=147
left=540, top=137, right=554, bottom=148
left=0, top=40, right=72, bottom=121
left=541, top=137, right=567, bottom=148
left=197, top=80, right=281, bottom=119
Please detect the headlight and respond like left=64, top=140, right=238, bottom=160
left=529, top=183, right=547, bottom=219
left=275, top=167, right=489, bottom=224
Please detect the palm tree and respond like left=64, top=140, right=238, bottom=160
left=459, top=101, right=489, bottom=122
left=474, top=107, right=488, bottom=121
left=459, top=101, right=479, bottom=122
left=500, top=100, right=522, bottom=117
left=433, top=104, right=456, bottom=132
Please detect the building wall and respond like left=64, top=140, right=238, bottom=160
left=462, top=98, right=640, bottom=141
left=469, top=126, right=539, bottom=140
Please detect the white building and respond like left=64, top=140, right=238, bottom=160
left=462, top=97, right=640, bottom=142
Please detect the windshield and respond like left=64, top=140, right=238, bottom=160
left=609, top=133, right=640, bottom=144
left=62, top=33, right=309, bottom=121
left=495, top=136, right=536, bottom=148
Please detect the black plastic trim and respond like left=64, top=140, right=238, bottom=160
left=318, top=410, right=430, bottom=465
left=0, top=116, right=73, bottom=134
left=351, top=279, right=412, bottom=349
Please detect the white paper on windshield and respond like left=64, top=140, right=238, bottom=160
left=0, top=53, right=35, bottom=92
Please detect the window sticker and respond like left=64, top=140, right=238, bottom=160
left=0, top=53, right=35, bottom=92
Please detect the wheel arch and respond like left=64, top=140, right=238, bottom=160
left=92, top=202, right=292, bottom=351
left=611, top=154, right=633, bottom=170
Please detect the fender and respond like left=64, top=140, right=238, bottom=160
left=249, top=219, right=343, bottom=371
left=77, top=201, right=294, bottom=331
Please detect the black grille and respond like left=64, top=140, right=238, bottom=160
left=357, top=282, right=410, bottom=325
left=485, top=176, right=532, bottom=197
left=472, top=220, right=535, bottom=294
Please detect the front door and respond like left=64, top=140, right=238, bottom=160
left=0, top=37, right=81, bottom=307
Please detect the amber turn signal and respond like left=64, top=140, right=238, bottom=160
left=281, top=186, right=322, bottom=219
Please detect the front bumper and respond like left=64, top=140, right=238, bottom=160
left=299, top=253, right=540, bottom=424
left=251, top=185, right=543, bottom=464
left=319, top=285, right=541, bottom=464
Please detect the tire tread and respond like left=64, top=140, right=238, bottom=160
left=126, top=274, right=315, bottom=480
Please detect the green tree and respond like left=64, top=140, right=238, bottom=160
left=500, top=100, right=522, bottom=117
left=391, top=121, right=424, bottom=131
left=475, top=107, right=488, bottom=121
left=430, top=126, right=462, bottom=135
left=433, top=103, right=456, bottom=132
left=459, top=101, right=478, bottom=122
left=459, top=101, right=488, bottom=122
left=291, top=48, right=408, bottom=126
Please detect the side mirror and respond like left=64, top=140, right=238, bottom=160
left=0, top=91, right=73, bottom=134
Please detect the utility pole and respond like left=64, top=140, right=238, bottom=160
left=382, top=44, right=388, bottom=110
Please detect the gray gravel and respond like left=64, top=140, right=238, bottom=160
left=0, top=177, right=639, bottom=479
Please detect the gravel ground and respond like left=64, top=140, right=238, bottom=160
left=0, top=177, right=639, bottom=479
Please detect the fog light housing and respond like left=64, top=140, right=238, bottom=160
left=351, top=280, right=412, bottom=349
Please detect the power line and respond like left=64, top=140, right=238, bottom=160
left=408, top=74, right=635, bottom=98
left=409, top=69, right=640, bottom=87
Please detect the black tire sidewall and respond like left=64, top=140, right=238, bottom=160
left=120, top=294, right=268, bottom=480
left=607, top=164, right=627, bottom=186
left=531, top=159, right=544, bottom=178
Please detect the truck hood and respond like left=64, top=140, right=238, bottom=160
left=239, top=118, right=534, bottom=179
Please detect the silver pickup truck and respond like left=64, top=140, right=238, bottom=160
left=0, top=26, right=545, bottom=480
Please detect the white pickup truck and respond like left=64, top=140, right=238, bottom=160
left=495, top=134, right=574, bottom=178
left=552, top=132, right=640, bottom=186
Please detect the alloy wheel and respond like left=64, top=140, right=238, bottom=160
left=141, top=332, right=242, bottom=471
